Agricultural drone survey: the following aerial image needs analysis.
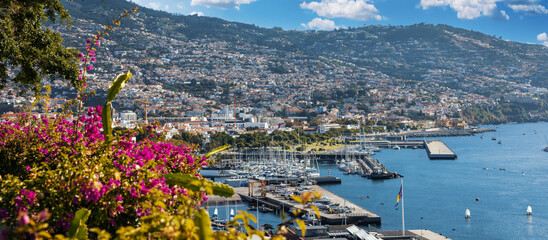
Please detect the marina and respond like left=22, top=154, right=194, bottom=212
left=203, top=123, right=546, bottom=239
left=234, top=184, right=381, bottom=225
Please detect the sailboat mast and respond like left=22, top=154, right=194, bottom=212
left=401, top=178, right=405, bottom=236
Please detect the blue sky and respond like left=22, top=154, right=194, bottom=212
left=131, top=0, right=548, bottom=46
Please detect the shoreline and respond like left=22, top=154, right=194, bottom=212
left=398, top=128, right=495, bottom=138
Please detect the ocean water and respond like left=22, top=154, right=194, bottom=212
left=212, top=122, right=548, bottom=239
left=319, top=122, right=548, bottom=240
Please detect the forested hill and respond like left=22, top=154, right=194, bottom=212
left=63, top=0, right=548, bottom=88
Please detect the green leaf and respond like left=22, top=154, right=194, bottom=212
left=164, top=173, right=198, bottom=188
left=295, top=219, right=306, bottom=237
left=211, top=182, right=236, bottom=197
left=68, top=208, right=91, bottom=240
left=106, top=71, right=131, bottom=103
left=102, top=103, right=113, bottom=142
left=164, top=173, right=235, bottom=197
left=203, top=144, right=230, bottom=159
left=194, top=209, right=213, bottom=240
left=102, top=71, right=131, bottom=142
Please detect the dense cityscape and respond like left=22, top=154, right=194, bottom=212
left=2, top=1, right=548, bottom=141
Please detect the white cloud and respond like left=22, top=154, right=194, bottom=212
left=190, top=0, right=256, bottom=9
left=419, top=0, right=449, bottom=8
left=420, top=0, right=501, bottom=19
left=300, top=0, right=383, bottom=21
left=148, top=2, right=162, bottom=10
left=177, top=3, right=184, bottom=9
left=301, top=18, right=340, bottom=30
left=190, top=11, right=205, bottom=16
left=538, top=32, right=548, bottom=47
left=420, top=0, right=548, bottom=19
left=538, top=32, right=548, bottom=41
left=508, top=4, right=548, bottom=14
left=165, top=4, right=170, bottom=10
left=492, top=9, right=510, bottom=20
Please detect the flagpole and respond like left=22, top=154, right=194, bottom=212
left=401, top=178, right=405, bottom=236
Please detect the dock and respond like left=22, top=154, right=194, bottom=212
left=425, top=140, right=457, bottom=159
left=365, top=140, right=425, bottom=149
left=379, top=230, right=452, bottom=240
left=235, top=185, right=381, bottom=226
left=265, top=176, right=341, bottom=185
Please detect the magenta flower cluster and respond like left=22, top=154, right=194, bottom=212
left=0, top=107, right=207, bottom=237
left=78, top=37, right=100, bottom=81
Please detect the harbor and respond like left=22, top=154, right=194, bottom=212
left=201, top=123, right=547, bottom=239
left=234, top=184, right=382, bottom=225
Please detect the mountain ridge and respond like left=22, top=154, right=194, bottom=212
left=62, top=0, right=548, bottom=88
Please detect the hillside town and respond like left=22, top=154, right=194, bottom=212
left=1, top=6, right=547, bottom=140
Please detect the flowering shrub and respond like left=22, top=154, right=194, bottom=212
left=0, top=106, right=220, bottom=238
left=0, top=6, right=296, bottom=240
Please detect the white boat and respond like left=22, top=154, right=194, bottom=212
left=527, top=206, right=532, bottom=216
left=465, top=209, right=471, bottom=219
left=392, top=145, right=400, bottom=150
left=543, top=136, right=548, bottom=152
left=230, top=209, right=235, bottom=220
left=213, top=207, right=218, bottom=218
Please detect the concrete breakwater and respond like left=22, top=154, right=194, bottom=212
left=400, top=128, right=494, bottom=138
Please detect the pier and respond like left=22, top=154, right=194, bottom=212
left=235, top=185, right=381, bottom=226
left=365, top=140, right=425, bottom=149
left=425, top=140, right=457, bottom=159
left=227, top=151, right=370, bottom=163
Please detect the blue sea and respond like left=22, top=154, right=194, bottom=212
left=211, top=122, right=548, bottom=239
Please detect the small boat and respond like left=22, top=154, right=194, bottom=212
left=213, top=207, right=218, bottom=218
left=480, top=135, right=484, bottom=139
left=498, top=140, right=502, bottom=144
left=491, top=137, right=496, bottom=140
left=392, top=145, right=401, bottom=150
left=544, top=147, right=548, bottom=152
left=527, top=206, right=532, bottom=216
left=229, top=209, right=235, bottom=220
left=465, top=209, right=471, bottom=219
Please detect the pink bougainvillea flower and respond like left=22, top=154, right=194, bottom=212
left=86, top=65, right=93, bottom=71
left=86, top=39, right=91, bottom=44
left=91, top=57, right=96, bottom=62
left=18, top=212, right=30, bottom=226
left=77, top=52, right=83, bottom=58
